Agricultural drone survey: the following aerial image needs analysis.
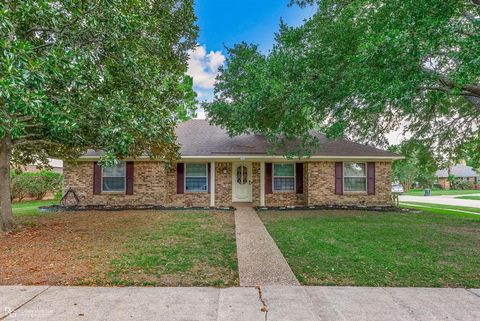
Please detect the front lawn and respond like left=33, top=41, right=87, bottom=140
left=12, top=199, right=59, bottom=217
left=456, top=195, right=480, bottom=201
left=259, top=210, right=480, bottom=287
left=405, top=189, right=480, bottom=196
left=1, top=210, right=237, bottom=287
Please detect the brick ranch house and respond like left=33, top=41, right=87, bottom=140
left=435, top=160, right=480, bottom=190
left=63, top=120, right=402, bottom=208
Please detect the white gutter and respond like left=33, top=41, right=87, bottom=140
left=78, top=155, right=404, bottom=161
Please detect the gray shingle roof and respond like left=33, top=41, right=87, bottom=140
left=83, top=119, right=401, bottom=158
left=436, top=164, right=479, bottom=178
left=176, top=120, right=399, bottom=157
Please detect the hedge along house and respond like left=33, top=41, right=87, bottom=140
left=63, top=120, right=402, bottom=208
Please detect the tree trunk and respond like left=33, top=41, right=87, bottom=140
left=0, top=134, right=15, bottom=232
left=464, top=95, right=480, bottom=112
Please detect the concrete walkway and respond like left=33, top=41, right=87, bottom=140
left=399, top=195, right=480, bottom=208
left=234, top=206, right=299, bottom=286
left=400, top=202, right=480, bottom=216
left=1, top=286, right=479, bottom=321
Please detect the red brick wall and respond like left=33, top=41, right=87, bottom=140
left=63, top=160, right=393, bottom=207
left=306, top=161, right=392, bottom=206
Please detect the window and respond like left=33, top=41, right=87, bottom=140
left=102, top=162, right=125, bottom=192
left=236, top=165, right=248, bottom=185
left=343, top=162, right=367, bottom=192
left=185, top=163, right=208, bottom=192
left=273, top=163, right=295, bottom=191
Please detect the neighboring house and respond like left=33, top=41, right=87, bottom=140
left=435, top=160, right=480, bottom=190
left=63, top=120, right=402, bottom=207
left=21, top=159, right=63, bottom=174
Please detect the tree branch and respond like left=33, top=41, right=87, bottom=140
left=12, top=139, right=61, bottom=147
left=22, top=27, right=57, bottom=37
left=16, top=116, right=33, bottom=122
left=12, top=133, right=41, bottom=142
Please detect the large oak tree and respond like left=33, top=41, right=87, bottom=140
left=0, top=0, right=198, bottom=231
left=205, top=0, right=479, bottom=161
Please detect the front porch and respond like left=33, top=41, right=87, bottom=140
left=187, top=161, right=304, bottom=208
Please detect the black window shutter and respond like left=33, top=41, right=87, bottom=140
left=367, top=162, right=376, bottom=195
left=295, top=163, right=304, bottom=194
left=265, top=163, right=273, bottom=194
left=126, top=161, right=134, bottom=195
left=335, top=162, right=343, bottom=195
left=177, top=163, right=184, bottom=194
left=93, top=162, right=101, bottom=195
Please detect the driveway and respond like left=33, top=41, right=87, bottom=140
left=399, top=194, right=480, bottom=208
left=1, top=286, right=479, bottom=321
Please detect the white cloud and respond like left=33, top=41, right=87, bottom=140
left=195, top=108, right=206, bottom=119
left=187, top=44, right=225, bottom=90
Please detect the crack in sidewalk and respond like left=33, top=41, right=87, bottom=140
left=255, top=286, right=269, bottom=321
left=0, top=286, right=51, bottom=321
left=467, top=289, right=480, bottom=298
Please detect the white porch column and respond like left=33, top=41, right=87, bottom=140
left=260, top=161, right=265, bottom=207
left=210, top=161, right=215, bottom=207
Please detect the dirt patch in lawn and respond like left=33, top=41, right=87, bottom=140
left=1, top=210, right=237, bottom=286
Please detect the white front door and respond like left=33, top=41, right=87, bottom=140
left=232, top=162, right=252, bottom=202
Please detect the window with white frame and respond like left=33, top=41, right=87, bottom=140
left=102, top=162, right=126, bottom=192
left=273, top=163, right=295, bottom=191
left=343, top=162, right=367, bottom=192
left=185, top=163, right=208, bottom=192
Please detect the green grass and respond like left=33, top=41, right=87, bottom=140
left=12, top=199, right=59, bottom=217
left=405, top=189, right=480, bottom=196
left=102, top=211, right=238, bottom=286
left=259, top=209, right=480, bottom=287
left=400, top=202, right=480, bottom=216
left=456, top=195, right=480, bottom=200
left=3, top=210, right=238, bottom=287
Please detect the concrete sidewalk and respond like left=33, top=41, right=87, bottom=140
left=234, top=206, right=299, bottom=286
left=400, top=202, right=480, bottom=216
left=1, top=286, right=479, bottom=321
left=399, top=195, right=480, bottom=208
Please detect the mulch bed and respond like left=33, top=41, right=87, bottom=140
left=256, top=204, right=412, bottom=212
left=39, top=204, right=235, bottom=212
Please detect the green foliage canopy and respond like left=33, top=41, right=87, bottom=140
left=1, top=0, right=198, bottom=164
left=389, top=140, right=437, bottom=190
left=206, top=0, right=480, bottom=159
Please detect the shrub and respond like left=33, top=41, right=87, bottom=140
left=452, top=180, right=473, bottom=190
left=10, top=170, right=63, bottom=201
left=10, top=172, right=29, bottom=202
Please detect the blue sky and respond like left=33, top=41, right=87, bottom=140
left=195, top=0, right=314, bottom=54
left=187, top=0, right=315, bottom=113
